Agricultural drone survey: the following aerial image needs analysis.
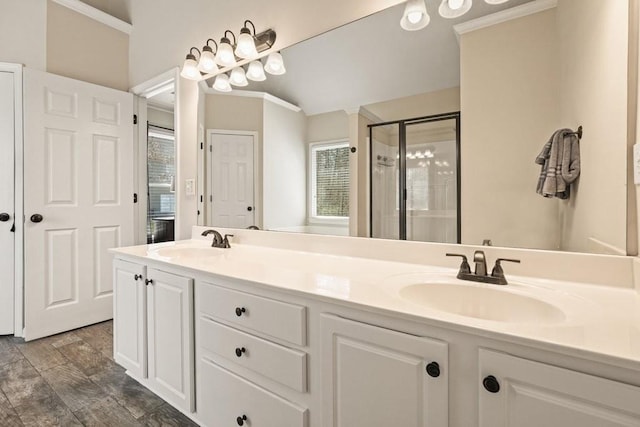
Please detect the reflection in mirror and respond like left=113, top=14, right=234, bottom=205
left=198, top=0, right=630, bottom=255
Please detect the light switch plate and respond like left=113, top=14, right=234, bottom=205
left=634, top=145, right=640, bottom=185
left=185, top=179, right=196, bottom=196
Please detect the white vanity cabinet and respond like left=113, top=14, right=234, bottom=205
left=321, top=314, right=449, bottom=427
left=113, top=259, right=195, bottom=413
left=478, top=349, right=640, bottom=427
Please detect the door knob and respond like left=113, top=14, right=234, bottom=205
left=0, top=213, right=10, bottom=222
left=236, top=415, right=247, bottom=426
left=247, top=206, right=253, bottom=212
left=30, top=214, right=43, bottom=223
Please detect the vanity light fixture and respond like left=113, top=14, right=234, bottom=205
left=216, top=31, right=237, bottom=67
left=235, top=20, right=259, bottom=59
left=485, top=0, right=509, bottom=4
left=213, top=73, right=232, bottom=92
left=230, top=67, right=249, bottom=86
left=247, top=60, right=267, bottom=81
left=438, top=0, right=472, bottom=18
left=400, top=0, right=430, bottom=31
left=264, top=52, right=286, bottom=75
left=198, top=39, right=219, bottom=73
left=180, top=47, right=201, bottom=80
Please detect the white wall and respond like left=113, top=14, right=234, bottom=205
left=176, top=77, right=199, bottom=240
left=307, top=110, right=349, bottom=142
left=0, top=0, right=46, bottom=69
left=263, top=100, right=307, bottom=230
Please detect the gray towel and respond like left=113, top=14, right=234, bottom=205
left=536, top=129, right=580, bottom=199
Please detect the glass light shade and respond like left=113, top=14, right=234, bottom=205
left=215, top=39, right=237, bottom=67
left=230, top=68, right=249, bottom=86
left=438, top=0, right=472, bottom=18
left=247, top=60, right=266, bottom=81
left=213, top=74, right=232, bottom=92
left=400, top=0, right=429, bottom=31
left=198, top=49, right=218, bottom=73
left=235, top=32, right=259, bottom=59
left=264, top=52, right=286, bottom=75
left=180, top=56, right=200, bottom=80
left=485, top=0, right=509, bottom=3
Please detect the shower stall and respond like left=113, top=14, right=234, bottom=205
left=369, top=112, right=460, bottom=243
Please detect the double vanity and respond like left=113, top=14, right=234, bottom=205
left=111, top=227, right=640, bottom=426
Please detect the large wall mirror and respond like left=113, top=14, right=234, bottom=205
left=196, top=0, right=631, bottom=255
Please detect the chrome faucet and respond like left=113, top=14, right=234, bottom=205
left=446, top=251, right=520, bottom=285
left=201, top=229, right=234, bottom=248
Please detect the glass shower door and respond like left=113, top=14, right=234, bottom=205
left=371, top=123, right=400, bottom=240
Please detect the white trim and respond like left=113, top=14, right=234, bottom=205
left=205, top=129, right=260, bottom=228
left=200, top=82, right=302, bottom=113
left=308, top=139, right=350, bottom=225
left=147, top=104, right=175, bottom=115
left=51, top=0, right=133, bottom=34
left=453, top=0, right=557, bottom=37
left=0, top=63, right=24, bottom=336
left=131, top=68, right=177, bottom=97
left=358, top=106, right=384, bottom=124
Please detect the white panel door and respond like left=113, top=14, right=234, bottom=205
left=209, top=132, right=255, bottom=228
left=321, top=314, right=448, bottom=427
left=479, top=349, right=640, bottom=427
left=0, top=72, right=14, bottom=335
left=146, top=268, right=194, bottom=413
left=113, top=259, right=147, bottom=379
left=23, top=69, right=134, bottom=341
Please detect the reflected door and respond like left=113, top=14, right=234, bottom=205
left=370, top=113, right=460, bottom=243
left=23, top=69, right=134, bottom=341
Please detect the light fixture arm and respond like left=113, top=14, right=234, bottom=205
left=187, top=46, right=201, bottom=60
left=224, top=30, right=237, bottom=45
left=204, top=38, right=218, bottom=54
left=243, top=20, right=256, bottom=36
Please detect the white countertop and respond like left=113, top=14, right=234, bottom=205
left=111, top=237, right=640, bottom=370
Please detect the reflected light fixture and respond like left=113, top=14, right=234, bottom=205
left=438, top=0, right=472, bottom=18
left=180, top=47, right=201, bottom=80
left=235, top=20, right=259, bottom=59
left=213, top=73, right=232, bottom=92
left=400, top=0, right=430, bottom=31
left=215, top=31, right=237, bottom=67
left=230, top=67, right=249, bottom=86
left=247, top=60, right=267, bottom=81
left=198, top=39, right=218, bottom=73
left=485, top=0, right=509, bottom=3
left=264, top=52, right=286, bottom=75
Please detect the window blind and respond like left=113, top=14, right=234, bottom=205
left=314, top=145, right=350, bottom=217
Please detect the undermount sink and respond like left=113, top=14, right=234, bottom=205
left=399, top=283, right=566, bottom=324
left=155, top=246, right=224, bottom=259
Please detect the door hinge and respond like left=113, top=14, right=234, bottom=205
left=200, top=195, right=203, bottom=203
left=210, top=195, right=213, bottom=202
left=200, top=142, right=204, bottom=150
left=209, top=145, right=212, bottom=152
left=133, top=193, right=138, bottom=203
left=197, top=210, right=201, bottom=216
left=133, top=114, right=138, bottom=125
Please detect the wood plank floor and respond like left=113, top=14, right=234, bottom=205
left=0, top=321, right=199, bottom=427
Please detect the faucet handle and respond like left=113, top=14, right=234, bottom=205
left=491, top=258, right=521, bottom=278
left=223, top=234, right=234, bottom=248
left=446, top=253, right=471, bottom=274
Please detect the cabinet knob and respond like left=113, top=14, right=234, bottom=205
left=30, top=214, right=43, bottom=223
left=145, top=278, right=154, bottom=286
left=236, top=415, right=247, bottom=426
left=483, top=375, right=500, bottom=393
left=426, top=362, right=440, bottom=378
left=134, top=274, right=142, bottom=281
left=235, top=347, right=246, bottom=358
left=235, top=307, right=246, bottom=317
left=0, top=213, right=10, bottom=222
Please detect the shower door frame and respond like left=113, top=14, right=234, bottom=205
left=368, top=111, right=461, bottom=242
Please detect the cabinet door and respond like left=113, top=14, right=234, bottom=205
left=479, top=349, right=640, bottom=427
left=321, top=314, right=448, bottom=427
left=147, top=268, right=194, bottom=413
left=113, top=259, right=146, bottom=378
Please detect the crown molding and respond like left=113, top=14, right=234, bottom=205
left=51, top=0, right=133, bottom=34
left=454, top=0, right=557, bottom=38
left=200, top=84, right=302, bottom=113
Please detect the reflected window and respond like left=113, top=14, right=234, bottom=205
left=310, top=141, right=350, bottom=220
left=147, top=125, right=175, bottom=243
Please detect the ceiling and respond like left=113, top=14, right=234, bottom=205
left=228, top=0, right=534, bottom=116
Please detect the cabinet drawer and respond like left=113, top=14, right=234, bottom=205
left=198, top=358, right=308, bottom=427
left=198, top=281, right=306, bottom=345
left=200, top=316, right=307, bottom=392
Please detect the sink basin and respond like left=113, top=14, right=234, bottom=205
left=155, top=246, right=224, bottom=258
left=399, top=283, right=566, bottom=324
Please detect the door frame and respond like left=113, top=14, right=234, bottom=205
left=206, top=129, right=259, bottom=228
left=0, top=62, right=24, bottom=337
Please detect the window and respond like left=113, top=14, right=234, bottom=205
left=310, top=141, right=350, bottom=221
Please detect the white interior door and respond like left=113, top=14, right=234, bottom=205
left=0, top=72, right=15, bottom=335
left=208, top=131, right=255, bottom=228
left=23, top=69, right=134, bottom=341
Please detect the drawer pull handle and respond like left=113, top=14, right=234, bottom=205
left=145, top=279, right=154, bottom=286
left=426, top=362, right=440, bottom=378
left=134, top=274, right=142, bottom=281
left=235, top=307, right=246, bottom=317
left=483, top=375, right=500, bottom=393
left=235, top=347, right=246, bottom=357
left=236, top=415, right=247, bottom=426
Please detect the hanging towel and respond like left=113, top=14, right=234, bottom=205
left=535, top=128, right=580, bottom=199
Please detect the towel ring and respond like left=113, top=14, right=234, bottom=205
left=566, top=126, right=583, bottom=140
